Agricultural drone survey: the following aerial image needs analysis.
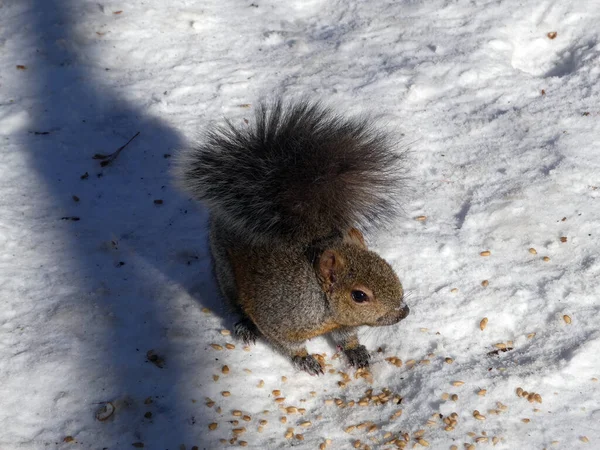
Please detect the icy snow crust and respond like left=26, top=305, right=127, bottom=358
left=0, top=0, right=599, bottom=449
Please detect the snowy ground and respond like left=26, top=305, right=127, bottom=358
left=1, top=0, right=600, bottom=449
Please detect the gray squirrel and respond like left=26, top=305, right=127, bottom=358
left=176, top=99, right=409, bottom=374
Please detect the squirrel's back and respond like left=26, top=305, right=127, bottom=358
left=176, top=99, right=406, bottom=245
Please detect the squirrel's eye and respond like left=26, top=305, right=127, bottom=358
left=351, top=290, right=369, bottom=303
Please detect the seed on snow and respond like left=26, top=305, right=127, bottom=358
left=543, top=256, right=550, bottom=262
left=417, top=438, right=429, bottom=447
left=220, top=329, right=231, bottom=336
left=210, top=344, right=223, bottom=350
left=232, top=427, right=246, bottom=435
left=226, top=343, right=236, bottom=349
left=257, top=380, right=264, bottom=388
left=480, top=318, right=488, bottom=331
left=222, top=365, right=230, bottom=374
left=481, top=280, right=489, bottom=287
left=480, top=250, right=491, bottom=256
left=232, top=410, right=242, bottom=416
left=221, top=391, right=230, bottom=397
left=563, top=315, right=572, bottom=324
left=477, top=389, right=487, bottom=396
left=473, top=410, right=486, bottom=420
left=452, top=381, right=465, bottom=386
left=529, top=248, right=537, bottom=254
left=300, top=421, right=312, bottom=428
left=580, top=436, right=590, bottom=443
left=494, top=343, right=506, bottom=350
left=208, top=423, right=218, bottom=430
left=445, top=357, right=454, bottom=364
left=242, top=415, right=251, bottom=422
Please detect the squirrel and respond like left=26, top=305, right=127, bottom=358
left=175, top=99, right=410, bottom=375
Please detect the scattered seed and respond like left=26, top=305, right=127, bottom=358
left=300, top=421, right=311, bottom=428
left=416, top=215, right=427, bottom=221
left=543, top=256, right=550, bottom=262
left=477, top=389, right=487, bottom=396
left=521, top=418, right=530, bottom=423
left=353, top=440, right=361, bottom=448
left=492, top=437, right=500, bottom=445
left=222, top=365, right=230, bottom=374
left=208, top=423, right=218, bottom=430
left=527, top=332, right=536, bottom=339
left=232, top=410, right=242, bottom=416
left=452, top=381, right=465, bottom=386
left=473, top=410, right=486, bottom=420
left=417, top=438, right=429, bottom=447
left=516, top=387, right=524, bottom=397
left=220, top=329, right=231, bottom=336
left=280, top=417, right=287, bottom=424
left=242, top=415, right=251, bottom=422
left=295, top=434, right=304, bottom=441
left=560, top=236, right=567, bottom=243
left=213, top=375, right=219, bottom=382
left=480, top=250, right=491, bottom=257
left=274, top=397, right=285, bottom=403
left=286, top=407, right=298, bottom=414
left=221, top=391, right=231, bottom=397
left=445, top=357, right=454, bottom=364
left=210, top=344, right=223, bottom=350
left=481, top=280, right=489, bottom=287
left=451, top=394, right=459, bottom=401
left=319, top=444, right=326, bottom=450
left=441, top=393, right=450, bottom=400
left=563, top=315, right=572, bottom=324
left=284, top=428, right=293, bottom=439
left=257, top=380, right=264, bottom=388
left=201, top=307, right=211, bottom=313
left=226, top=343, right=236, bottom=350
left=232, top=427, right=246, bottom=435
left=243, top=346, right=251, bottom=352
left=345, top=425, right=356, bottom=433
left=529, top=248, right=537, bottom=255
left=450, top=288, right=458, bottom=294
left=580, top=436, right=589, bottom=443
left=281, top=376, right=288, bottom=383
left=547, top=31, right=557, bottom=39
left=239, top=441, right=248, bottom=447
left=480, top=318, right=488, bottom=331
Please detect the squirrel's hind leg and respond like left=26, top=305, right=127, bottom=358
left=234, top=317, right=261, bottom=344
left=331, top=327, right=371, bottom=369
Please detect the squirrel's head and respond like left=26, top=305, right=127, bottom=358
left=315, top=228, right=409, bottom=328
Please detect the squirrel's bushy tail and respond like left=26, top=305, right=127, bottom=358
left=176, top=99, right=407, bottom=245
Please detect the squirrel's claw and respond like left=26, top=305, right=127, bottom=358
left=233, top=318, right=260, bottom=345
left=344, top=345, right=371, bottom=369
left=292, top=355, right=324, bottom=376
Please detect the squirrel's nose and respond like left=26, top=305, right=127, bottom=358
left=399, top=304, right=409, bottom=319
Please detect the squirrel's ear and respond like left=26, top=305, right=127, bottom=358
left=344, top=227, right=368, bottom=250
left=318, top=249, right=345, bottom=286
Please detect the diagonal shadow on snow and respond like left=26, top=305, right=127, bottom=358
left=16, top=1, right=225, bottom=448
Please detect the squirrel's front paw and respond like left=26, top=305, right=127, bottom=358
left=344, top=345, right=371, bottom=369
left=292, top=355, right=324, bottom=376
left=234, top=318, right=260, bottom=344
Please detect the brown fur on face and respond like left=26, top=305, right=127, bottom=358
left=316, top=237, right=407, bottom=328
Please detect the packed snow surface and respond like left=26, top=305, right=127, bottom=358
left=1, top=0, right=599, bottom=449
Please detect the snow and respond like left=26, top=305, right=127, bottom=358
left=1, top=0, right=599, bottom=449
